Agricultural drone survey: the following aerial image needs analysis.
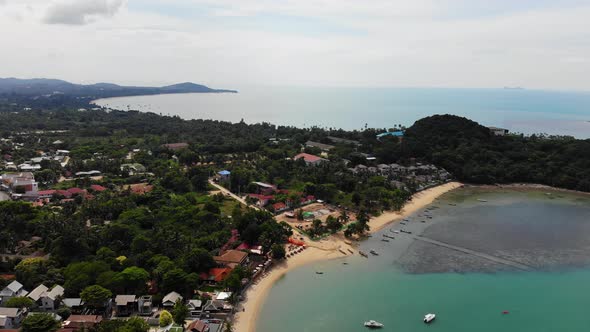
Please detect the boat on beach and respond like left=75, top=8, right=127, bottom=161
left=364, top=320, right=384, bottom=328
left=359, top=251, right=369, bottom=258
left=424, top=313, right=436, bottom=323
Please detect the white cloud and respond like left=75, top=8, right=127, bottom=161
left=0, top=1, right=589, bottom=90
left=43, top=0, right=125, bottom=25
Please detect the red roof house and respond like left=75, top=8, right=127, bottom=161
left=90, top=185, right=107, bottom=192
left=294, top=153, right=326, bottom=166
left=200, top=267, right=233, bottom=283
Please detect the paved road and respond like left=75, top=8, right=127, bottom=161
left=411, top=235, right=533, bottom=271
left=208, top=179, right=259, bottom=210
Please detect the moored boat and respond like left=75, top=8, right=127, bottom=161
left=364, top=320, right=384, bottom=328
left=370, top=249, right=379, bottom=256
left=424, top=313, right=436, bottom=323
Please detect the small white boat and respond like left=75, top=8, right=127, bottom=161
left=477, top=199, right=488, bottom=202
left=364, top=320, right=384, bottom=328
left=370, top=250, right=379, bottom=256
left=424, top=313, right=436, bottom=323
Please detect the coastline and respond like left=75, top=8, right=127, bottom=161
left=233, top=181, right=463, bottom=332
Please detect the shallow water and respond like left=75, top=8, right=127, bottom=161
left=256, top=188, right=590, bottom=332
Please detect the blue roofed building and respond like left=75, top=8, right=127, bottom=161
left=376, top=131, right=404, bottom=140
left=218, top=170, right=231, bottom=180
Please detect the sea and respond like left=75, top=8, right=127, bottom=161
left=256, top=188, right=590, bottom=332
left=93, top=87, right=590, bottom=138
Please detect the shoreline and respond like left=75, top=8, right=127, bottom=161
left=233, top=181, right=463, bottom=332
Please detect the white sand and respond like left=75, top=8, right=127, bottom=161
left=233, top=181, right=463, bottom=332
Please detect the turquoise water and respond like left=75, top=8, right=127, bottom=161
left=94, top=87, right=590, bottom=138
left=256, top=189, right=590, bottom=332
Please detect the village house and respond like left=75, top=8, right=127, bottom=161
left=213, top=250, right=248, bottom=268
left=188, top=299, right=203, bottom=318
left=293, top=153, right=327, bottom=166
left=61, top=298, right=85, bottom=313
left=114, top=295, right=137, bottom=316
left=488, top=126, right=509, bottom=136
left=0, top=307, right=24, bottom=329
left=0, top=281, right=28, bottom=306
left=250, top=182, right=276, bottom=195
left=188, top=319, right=209, bottom=332
left=162, top=291, right=183, bottom=308
left=61, top=315, right=103, bottom=330
left=137, top=295, right=153, bottom=316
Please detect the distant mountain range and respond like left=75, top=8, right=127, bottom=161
left=0, top=78, right=237, bottom=98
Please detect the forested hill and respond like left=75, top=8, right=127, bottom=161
left=402, top=115, right=590, bottom=191
left=0, top=78, right=237, bottom=109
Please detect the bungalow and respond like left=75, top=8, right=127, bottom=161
left=247, top=194, right=273, bottom=207
left=114, top=295, right=137, bottom=316
left=0, top=308, right=23, bottom=329
left=294, top=153, right=326, bottom=166
left=187, top=320, right=209, bottom=332
left=201, top=300, right=232, bottom=313
left=61, top=298, right=85, bottom=313
left=40, top=285, right=65, bottom=310
left=235, top=243, right=263, bottom=255
left=0, top=281, right=28, bottom=305
left=272, top=202, right=288, bottom=213
left=214, top=292, right=232, bottom=301
left=62, top=315, right=103, bottom=330
left=187, top=299, right=202, bottom=318
left=27, top=284, right=48, bottom=303
left=213, top=250, right=248, bottom=268
left=162, top=292, right=183, bottom=308
left=199, top=268, right=233, bottom=285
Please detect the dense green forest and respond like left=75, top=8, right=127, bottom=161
left=402, top=115, right=590, bottom=191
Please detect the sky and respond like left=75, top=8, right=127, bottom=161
left=0, top=0, right=589, bottom=90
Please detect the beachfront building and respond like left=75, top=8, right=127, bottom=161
left=213, top=250, right=248, bottom=268
left=294, top=153, right=327, bottom=166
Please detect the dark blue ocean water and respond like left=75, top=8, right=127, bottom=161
left=94, top=87, right=590, bottom=137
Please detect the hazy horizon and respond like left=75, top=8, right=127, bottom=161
left=1, top=0, right=590, bottom=90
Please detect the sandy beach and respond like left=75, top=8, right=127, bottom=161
left=233, top=181, right=463, bottom=332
